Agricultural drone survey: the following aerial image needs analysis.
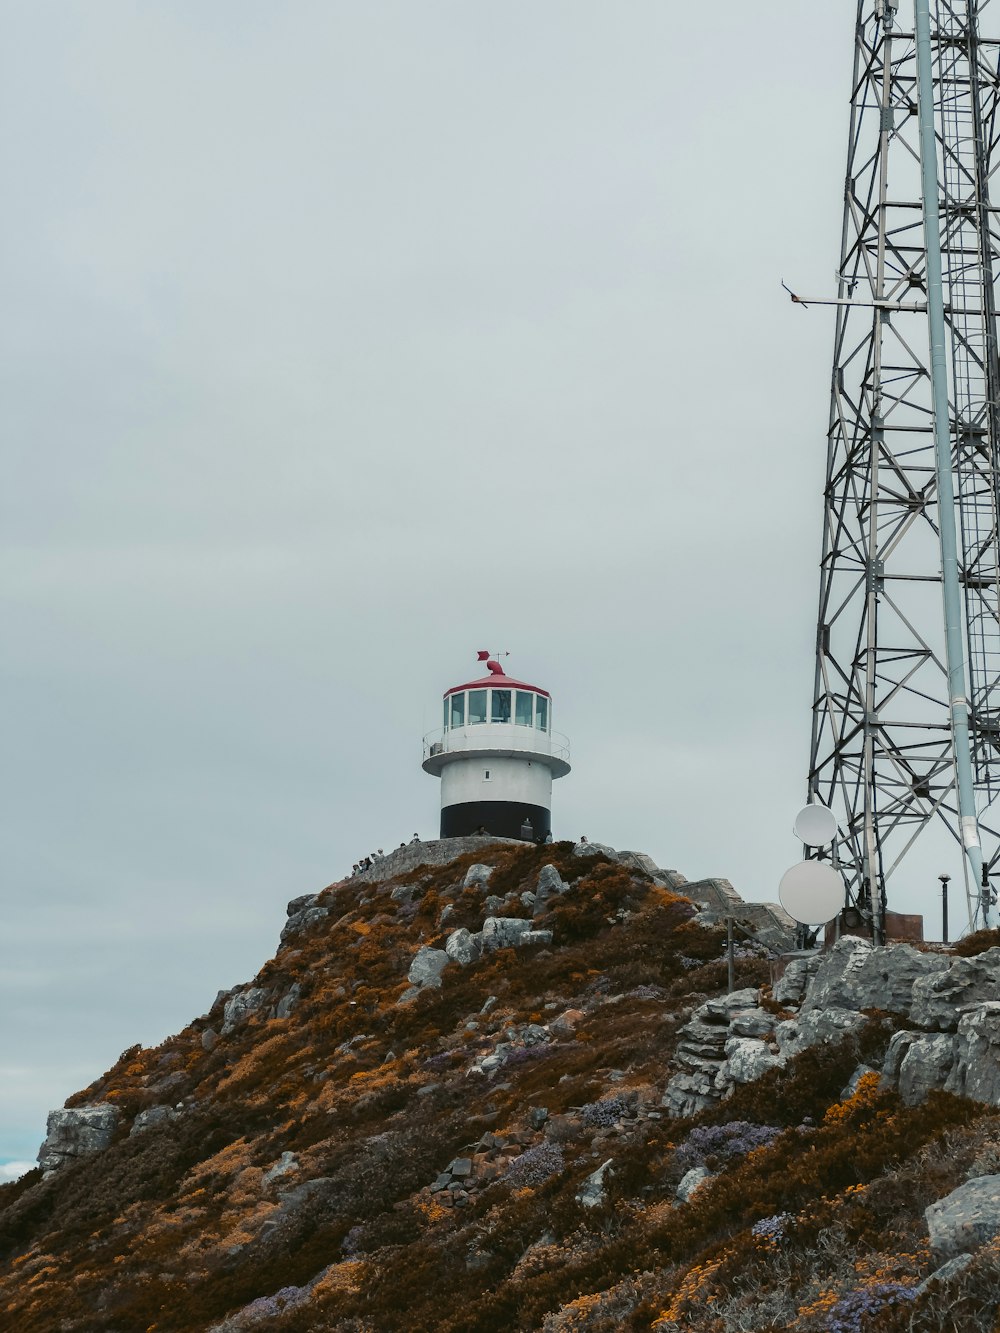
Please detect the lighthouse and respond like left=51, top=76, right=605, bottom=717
left=422, top=653, right=571, bottom=841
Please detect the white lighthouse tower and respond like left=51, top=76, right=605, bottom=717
left=422, top=653, right=571, bottom=841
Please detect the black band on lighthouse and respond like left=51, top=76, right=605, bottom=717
left=440, top=801, right=551, bottom=842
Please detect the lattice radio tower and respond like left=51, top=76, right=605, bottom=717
left=808, top=0, right=1000, bottom=939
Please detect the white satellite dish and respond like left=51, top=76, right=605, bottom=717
left=779, top=859, right=845, bottom=925
left=793, top=802, right=839, bottom=848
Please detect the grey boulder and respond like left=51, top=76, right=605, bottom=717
left=38, top=1105, right=120, bottom=1172
left=926, top=1174, right=1000, bottom=1260
left=480, top=917, right=532, bottom=951
left=724, top=1038, right=784, bottom=1085
left=773, top=954, right=821, bottom=1007
left=910, top=950, right=1000, bottom=1031
left=775, top=1006, right=866, bottom=1057
left=130, top=1105, right=179, bottom=1137
left=676, top=1166, right=711, bottom=1202
left=945, top=1002, right=1000, bottom=1104
left=280, top=904, right=329, bottom=945
left=800, top=937, right=949, bottom=1019
left=573, top=840, right=616, bottom=858
left=463, top=863, right=494, bottom=889
left=445, top=928, right=481, bottom=967
left=222, top=987, right=268, bottom=1034
left=407, top=947, right=450, bottom=989
left=275, top=983, right=303, bottom=1020
left=576, top=1158, right=614, bottom=1209
left=882, top=1031, right=956, bottom=1105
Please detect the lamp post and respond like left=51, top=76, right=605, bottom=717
left=939, top=873, right=950, bottom=945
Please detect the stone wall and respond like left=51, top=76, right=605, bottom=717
left=349, top=836, right=522, bottom=886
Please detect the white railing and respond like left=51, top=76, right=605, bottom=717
left=422, top=724, right=570, bottom=765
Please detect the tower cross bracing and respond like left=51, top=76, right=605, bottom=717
left=808, top=0, right=1000, bottom=934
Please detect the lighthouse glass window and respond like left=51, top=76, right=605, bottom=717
left=536, top=696, right=549, bottom=731
left=515, top=691, right=533, bottom=726
left=468, top=690, right=487, bottom=725
left=491, top=689, right=511, bottom=723
left=449, top=693, right=465, bottom=728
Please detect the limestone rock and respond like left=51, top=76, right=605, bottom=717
left=773, top=954, right=821, bottom=1007
left=910, top=950, right=1000, bottom=1031
left=222, top=987, right=268, bottom=1034
left=573, top=840, right=616, bottom=858
left=262, top=1151, right=298, bottom=1185
left=882, top=1032, right=956, bottom=1105
left=407, top=947, right=449, bottom=989
left=577, top=1158, right=614, bottom=1209
left=445, top=928, right=481, bottom=967
left=519, top=930, right=553, bottom=947
left=698, top=988, right=761, bottom=1020
left=536, top=864, right=567, bottom=899
left=275, top=983, right=302, bottom=1020
left=483, top=895, right=504, bottom=914
left=480, top=917, right=532, bottom=951
left=775, top=1007, right=867, bottom=1058
left=728, top=1009, right=774, bottom=1038
left=280, top=905, right=329, bottom=945
left=129, top=1105, right=178, bottom=1137
left=926, top=1174, right=1000, bottom=1260
left=916, top=1252, right=975, bottom=1293
left=661, top=1071, right=719, bottom=1119
left=800, top=936, right=949, bottom=1019
left=724, top=1038, right=784, bottom=1085
left=548, top=1008, right=585, bottom=1037
left=286, top=893, right=318, bottom=918
left=201, top=1028, right=218, bottom=1053
left=464, top=864, right=494, bottom=889
left=38, top=1105, right=120, bottom=1172
left=676, top=1166, right=711, bottom=1202
left=945, top=1002, right=1000, bottom=1104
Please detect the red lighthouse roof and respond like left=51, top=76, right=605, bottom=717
left=444, top=655, right=550, bottom=699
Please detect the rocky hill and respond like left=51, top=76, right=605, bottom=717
left=4, top=837, right=1000, bottom=1331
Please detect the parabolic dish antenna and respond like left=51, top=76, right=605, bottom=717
left=793, top=802, right=839, bottom=847
left=778, top=859, right=845, bottom=926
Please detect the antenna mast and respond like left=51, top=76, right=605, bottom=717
left=808, top=0, right=1000, bottom=936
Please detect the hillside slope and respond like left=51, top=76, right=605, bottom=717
left=3, top=839, right=1000, bottom=1332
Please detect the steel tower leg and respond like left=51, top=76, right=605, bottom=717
left=915, top=0, right=987, bottom=908
left=808, top=0, right=1000, bottom=933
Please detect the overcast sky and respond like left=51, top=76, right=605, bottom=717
left=2, top=1, right=962, bottom=1173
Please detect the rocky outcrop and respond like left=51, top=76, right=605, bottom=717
left=38, top=1105, right=120, bottom=1172
left=676, top=1166, right=711, bottom=1202
left=773, top=953, right=821, bottom=1006
left=883, top=1032, right=956, bottom=1106
left=445, top=928, right=481, bottom=966
left=946, top=1003, right=1000, bottom=1104
left=576, top=1158, right=614, bottom=1208
left=407, top=947, right=449, bottom=989
left=222, top=987, right=268, bottom=1034
left=463, top=863, right=495, bottom=889
left=481, top=917, right=533, bottom=951
left=661, top=989, right=780, bottom=1117
left=801, top=936, right=950, bottom=1019
left=909, top=949, right=1000, bottom=1030
left=129, top=1105, right=179, bottom=1137
left=775, top=1007, right=867, bottom=1059
left=926, top=1175, right=1000, bottom=1260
